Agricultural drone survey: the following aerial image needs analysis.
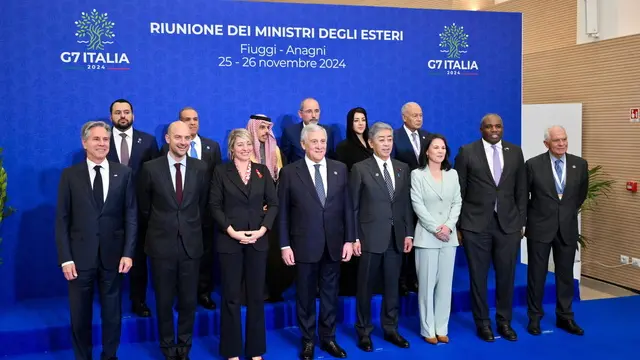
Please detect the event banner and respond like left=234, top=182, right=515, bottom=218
left=0, top=0, right=521, bottom=303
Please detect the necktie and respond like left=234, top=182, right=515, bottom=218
left=119, top=133, right=129, bottom=165
left=411, top=132, right=420, bottom=159
left=190, top=141, right=198, bottom=159
left=554, top=159, right=564, bottom=194
left=314, top=164, right=326, bottom=206
left=175, top=163, right=183, bottom=205
left=491, top=144, right=502, bottom=185
left=383, top=162, right=394, bottom=200
left=93, top=165, right=104, bottom=209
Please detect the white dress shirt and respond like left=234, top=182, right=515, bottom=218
left=168, top=153, right=187, bottom=190
left=482, top=138, right=504, bottom=171
left=373, top=154, right=396, bottom=189
left=61, top=158, right=110, bottom=267
left=113, top=127, right=133, bottom=163
left=189, top=134, right=202, bottom=160
left=304, top=155, right=327, bottom=197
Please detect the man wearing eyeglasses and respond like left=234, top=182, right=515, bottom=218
left=280, top=98, right=336, bottom=163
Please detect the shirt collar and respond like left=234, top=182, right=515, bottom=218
left=304, top=155, right=326, bottom=168
left=191, top=134, right=201, bottom=145
left=114, top=126, right=134, bottom=139
left=167, top=152, right=187, bottom=168
left=550, top=152, right=566, bottom=163
left=482, top=138, right=502, bottom=149
left=87, top=158, right=109, bottom=171
left=373, top=153, right=392, bottom=168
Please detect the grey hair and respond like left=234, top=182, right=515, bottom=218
left=480, top=113, right=503, bottom=127
left=300, top=123, right=327, bottom=143
left=368, top=122, right=394, bottom=139
left=178, top=106, right=197, bottom=120
left=544, top=125, right=566, bottom=141
left=299, top=97, right=318, bottom=111
left=81, top=121, right=111, bottom=141
left=401, top=102, right=420, bottom=115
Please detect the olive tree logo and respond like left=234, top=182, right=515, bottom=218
left=439, top=23, right=469, bottom=59
left=75, top=9, right=115, bottom=51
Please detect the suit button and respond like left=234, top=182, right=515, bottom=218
left=439, top=212, right=443, bottom=215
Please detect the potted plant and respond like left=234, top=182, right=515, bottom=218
left=578, top=165, right=615, bottom=248
left=0, top=147, right=16, bottom=266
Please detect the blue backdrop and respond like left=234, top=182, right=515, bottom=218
left=0, top=0, right=522, bottom=306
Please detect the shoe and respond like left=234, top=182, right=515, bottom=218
left=300, top=340, right=314, bottom=360
left=320, top=340, right=347, bottom=358
left=357, top=336, right=373, bottom=352
left=497, top=324, right=517, bottom=341
left=384, top=332, right=409, bottom=348
left=556, top=319, right=584, bottom=336
left=132, top=302, right=151, bottom=317
left=436, top=335, right=449, bottom=343
left=527, top=319, right=542, bottom=336
left=198, top=294, right=217, bottom=310
left=476, top=326, right=495, bottom=342
left=423, top=337, right=437, bottom=345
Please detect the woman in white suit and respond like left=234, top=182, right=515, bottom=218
left=410, top=133, right=462, bottom=344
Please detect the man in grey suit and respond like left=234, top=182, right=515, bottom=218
left=454, top=113, right=527, bottom=342
left=525, top=125, right=588, bottom=336
left=351, top=122, right=414, bottom=352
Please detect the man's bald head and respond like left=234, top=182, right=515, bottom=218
left=165, top=121, right=192, bottom=160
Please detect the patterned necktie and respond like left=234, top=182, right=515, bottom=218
left=93, top=165, right=104, bottom=209
left=314, top=164, right=325, bottom=206
left=383, top=162, right=394, bottom=200
left=411, top=132, right=420, bottom=159
left=491, top=144, right=502, bottom=185
left=175, top=163, right=183, bottom=205
left=119, top=133, right=129, bottom=165
left=190, top=141, right=198, bottom=159
left=554, top=159, right=564, bottom=194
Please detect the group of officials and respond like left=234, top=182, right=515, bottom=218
left=55, top=98, right=588, bottom=360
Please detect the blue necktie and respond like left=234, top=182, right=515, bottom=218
left=554, top=159, right=565, bottom=194
left=314, top=164, right=326, bottom=206
left=190, top=141, right=198, bottom=159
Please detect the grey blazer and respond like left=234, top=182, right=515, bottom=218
left=410, top=167, right=462, bottom=248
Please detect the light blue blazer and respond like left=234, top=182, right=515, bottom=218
left=410, top=167, right=463, bottom=249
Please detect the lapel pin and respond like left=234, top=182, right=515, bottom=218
left=572, top=165, right=576, bottom=168
left=505, top=147, right=510, bottom=151
left=375, top=173, right=379, bottom=177
left=333, top=171, right=337, bottom=175
left=206, top=146, right=210, bottom=150
left=137, top=138, right=142, bottom=144
left=422, top=136, right=425, bottom=139
left=114, top=174, right=118, bottom=177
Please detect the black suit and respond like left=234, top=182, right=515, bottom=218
left=137, top=155, right=209, bottom=358
left=350, top=156, right=414, bottom=337
left=525, top=152, right=588, bottom=321
left=454, top=139, right=527, bottom=328
left=209, top=161, right=278, bottom=358
left=162, top=135, right=222, bottom=297
left=107, top=128, right=159, bottom=304
left=278, top=158, right=355, bottom=343
left=55, top=160, right=137, bottom=360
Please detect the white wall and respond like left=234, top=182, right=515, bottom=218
left=577, top=0, right=640, bottom=44
left=521, top=103, right=583, bottom=280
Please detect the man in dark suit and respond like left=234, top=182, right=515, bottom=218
left=161, top=107, right=222, bottom=310
left=278, top=123, right=355, bottom=360
left=280, top=97, right=336, bottom=163
left=391, top=102, right=429, bottom=295
left=525, top=125, right=588, bottom=336
left=138, top=121, right=209, bottom=360
left=55, top=120, right=136, bottom=360
left=107, top=98, right=160, bottom=318
left=351, top=122, right=414, bottom=352
left=454, top=113, right=527, bottom=342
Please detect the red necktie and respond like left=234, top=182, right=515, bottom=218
left=175, top=163, right=183, bottom=204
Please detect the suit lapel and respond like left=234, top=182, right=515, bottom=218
left=79, top=163, right=100, bottom=211
left=474, top=141, right=494, bottom=182
left=295, top=160, right=322, bottom=206
left=160, top=158, right=179, bottom=207
left=498, top=144, right=514, bottom=186
left=422, top=168, right=443, bottom=200
left=368, top=158, right=392, bottom=201
left=325, top=160, right=339, bottom=203
left=181, top=158, right=199, bottom=206
left=390, top=160, right=404, bottom=202
left=226, top=162, right=249, bottom=197
left=100, top=163, right=117, bottom=212
left=541, top=152, right=561, bottom=201
left=130, top=130, right=145, bottom=167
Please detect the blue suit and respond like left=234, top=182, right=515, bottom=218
left=410, top=166, right=462, bottom=338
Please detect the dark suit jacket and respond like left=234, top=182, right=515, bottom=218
left=161, top=135, right=222, bottom=227
left=391, top=127, right=430, bottom=171
left=137, top=155, right=209, bottom=259
left=107, top=128, right=159, bottom=178
left=278, top=159, right=355, bottom=263
left=454, top=139, right=527, bottom=234
left=209, top=162, right=278, bottom=254
left=55, top=161, right=137, bottom=270
left=335, top=139, right=372, bottom=171
left=525, top=152, right=588, bottom=245
left=350, top=157, right=414, bottom=254
left=280, top=122, right=336, bottom=163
